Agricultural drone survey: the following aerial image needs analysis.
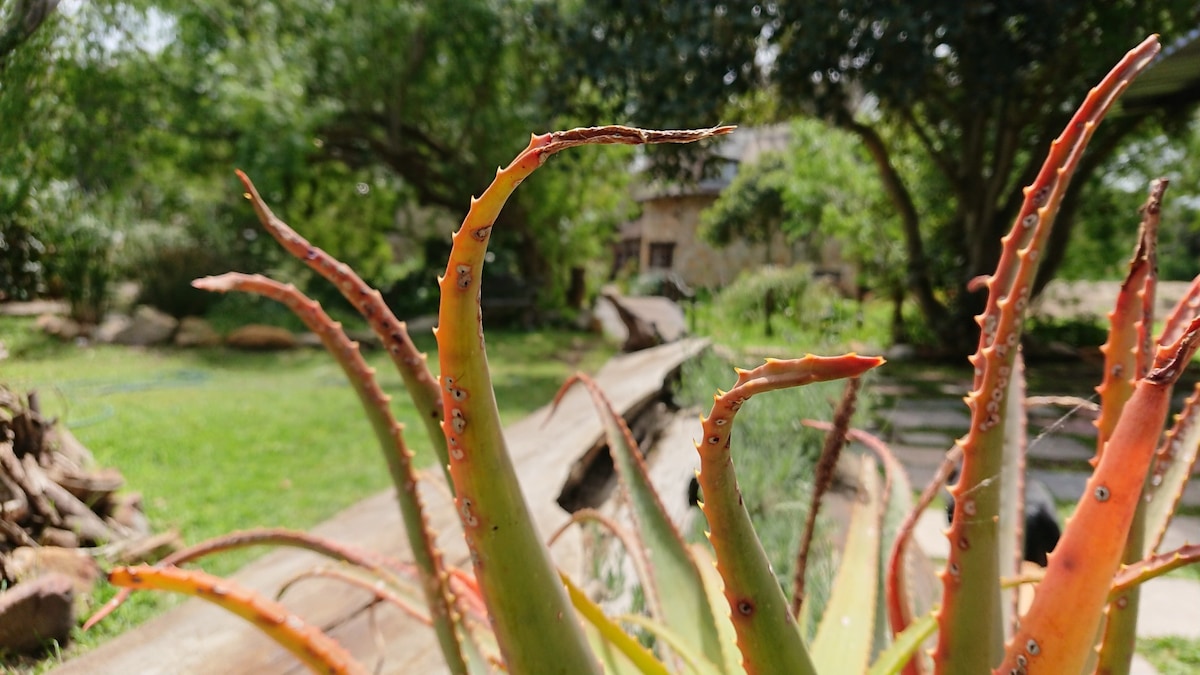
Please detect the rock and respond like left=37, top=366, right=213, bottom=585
left=109, top=306, right=178, bottom=346
left=225, top=324, right=298, bottom=351
left=173, top=316, right=222, bottom=348
left=92, top=313, right=132, bottom=344
left=0, top=573, right=75, bottom=653
left=35, top=314, right=82, bottom=341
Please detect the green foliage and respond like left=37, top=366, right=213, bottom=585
left=558, top=1, right=1200, bottom=350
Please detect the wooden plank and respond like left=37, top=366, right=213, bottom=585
left=53, top=338, right=708, bottom=675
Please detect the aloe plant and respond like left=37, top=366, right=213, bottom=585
left=86, top=34, right=1200, bottom=675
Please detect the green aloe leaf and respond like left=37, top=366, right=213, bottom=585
left=811, top=453, right=884, bottom=674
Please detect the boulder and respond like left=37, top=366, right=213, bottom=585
left=0, top=573, right=75, bottom=653
left=174, top=316, right=222, bottom=348
left=93, top=313, right=132, bottom=344
left=35, top=314, right=82, bottom=341
left=225, top=324, right=298, bottom=351
left=109, top=306, right=178, bottom=346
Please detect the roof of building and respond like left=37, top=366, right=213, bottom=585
left=1121, top=28, right=1200, bottom=114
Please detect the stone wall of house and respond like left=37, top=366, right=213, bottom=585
left=635, top=193, right=806, bottom=289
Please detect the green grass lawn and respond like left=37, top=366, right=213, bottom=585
left=0, top=315, right=614, bottom=669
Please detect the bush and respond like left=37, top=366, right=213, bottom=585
left=42, top=215, right=118, bottom=324
left=712, top=264, right=818, bottom=337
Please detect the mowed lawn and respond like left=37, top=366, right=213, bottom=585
left=0, top=316, right=614, bottom=662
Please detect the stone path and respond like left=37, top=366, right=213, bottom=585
left=873, top=368, right=1200, bottom=674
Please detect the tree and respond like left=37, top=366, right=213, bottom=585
left=557, top=1, right=1200, bottom=350
left=702, top=119, right=910, bottom=338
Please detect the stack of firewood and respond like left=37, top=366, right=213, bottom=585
left=0, top=386, right=181, bottom=557
left=0, top=385, right=180, bottom=653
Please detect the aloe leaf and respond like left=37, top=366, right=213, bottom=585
left=1144, top=382, right=1200, bottom=554
left=791, top=378, right=860, bottom=615
left=938, top=35, right=1161, bottom=673
left=560, top=571, right=671, bottom=675
left=108, top=565, right=367, bottom=675
left=689, top=543, right=746, bottom=675
left=1097, top=178, right=1168, bottom=675
left=866, top=611, right=939, bottom=675
left=277, top=565, right=433, bottom=626
left=1110, top=544, right=1200, bottom=598
left=557, top=373, right=730, bottom=670
left=997, top=351, right=1026, bottom=639
left=434, top=125, right=731, bottom=674
left=811, top=453, right=884, bottom=674
left=697, top=354, right=883, bottom=675
left=616, top=613, right=726, bottom=675
left=996, top=316, right=1200, bottom=673
left=193, top=274, right=471, bottom=675
left=236, top=172, right=449, bottom=481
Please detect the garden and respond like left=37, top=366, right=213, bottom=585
left=5, top=3, right=1200, bottom=675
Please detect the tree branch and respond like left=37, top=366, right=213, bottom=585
left=0, top=0, right=58, bottom=73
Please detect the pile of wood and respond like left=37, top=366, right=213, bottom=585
left=0, top=386, right=180, bottom=653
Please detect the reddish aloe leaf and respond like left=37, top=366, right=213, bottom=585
left=236, top=172, right=448, bottom=479
left=1145, top=382, right=1200, bottom=554
left=938, top=36, right=1161, bottom=673
left=108, top=565, right=367, bottom=675
left=1110, top=544, right=1200, bottom=597
left=997, top=316, right=1200, bottom=674
left=193, top=273, right=470, bottom=675
left=1097, top=178, right=1169, bottom=675
left=277, top=565, right=433, bottom=626
left=1095, top=178, right=1166, bottom=460
left=791, top=377, right=861, bottom=615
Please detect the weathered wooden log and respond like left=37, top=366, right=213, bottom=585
left=0, top=441, right=61, bottom=527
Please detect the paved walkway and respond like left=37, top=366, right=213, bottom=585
left=875, top=368, right=1200, bottom=674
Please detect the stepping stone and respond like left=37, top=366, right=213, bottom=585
left=1031, top=470, right=1200, bottom=509
left=897, top=430, right=956, bottom=448
left=1025, top=435, right=1093, bottom=463
left=1137, top=578, right=1200, bottom=639
left=877, top=400, right=970, bottom=432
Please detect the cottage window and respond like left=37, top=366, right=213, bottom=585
left=648, top=242, right=676, bottom=270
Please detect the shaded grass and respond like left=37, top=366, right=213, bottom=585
left=0, top=316, right=614, bottom=669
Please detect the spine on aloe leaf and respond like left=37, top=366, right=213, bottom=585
left=936, top=35, right=1160, bottom=674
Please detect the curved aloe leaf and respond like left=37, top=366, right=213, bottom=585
left=556, top=372, right=729, bottom=670
left=194, top=274, right=470, bottom=675
left=996, top=316, right=1200, bottom=674
left=997, top=351, right=1026, bottom=639
left=108, top=565, right=367, bottom=675
left=235, top=172, right=449, bottom=478
left=1110, top=544, right=1200, bottom=597
left=434, top=125, right=731, bottom=674
left=867, top=611, right=939, bottom=675
left=1145, top=382, right=1200, bottom=553
left=697, top=354, right=883, bottom=675
left=937, top=35, right=1160, bottom=673
left=1096, top=178, right=1167, bottom=675
left=616, top=613, right=725, bottom=675
left=811, top=453, right=884, bottom=674
left=560, top=571, right=671, bottom=675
